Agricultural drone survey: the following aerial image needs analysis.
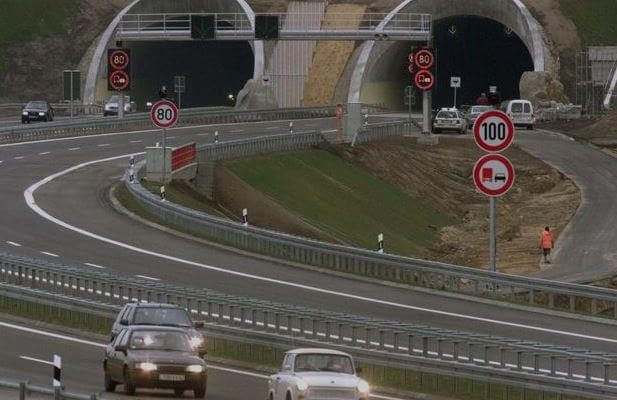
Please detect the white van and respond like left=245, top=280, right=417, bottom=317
left=500, top=100, right=535, bottom=130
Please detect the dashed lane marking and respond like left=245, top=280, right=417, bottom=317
left=135, top=274, right=161, bottom=281
left=19, top=356, right=53, bottom=366
left=67, top=147, right=80, bottom=151
left=6, top=241, right=21, bottom=247
left=14, top=156, right=24, bottom=160
left=40, top=251, right=59, bottom=257
left=84, top=263, right=105, bottom=269
left=39, top=152, right=50, bottom=155
left=97, top=144, right=110, bottom=147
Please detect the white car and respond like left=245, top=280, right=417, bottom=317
left=104, top=95, right=135, bottom=116
left=267, top=349, right=370, bottom=400
left=433, top=108, right=466, bottom=134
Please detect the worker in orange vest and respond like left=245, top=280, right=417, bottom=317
left=539, top=226, right=555, bottom=264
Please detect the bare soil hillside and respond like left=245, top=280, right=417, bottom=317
left=337, top=136, right=579, bottom=275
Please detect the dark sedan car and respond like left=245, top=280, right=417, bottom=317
left=21, top=101, right=54, bottom=123
left=104, top=326, right=207, bottom=398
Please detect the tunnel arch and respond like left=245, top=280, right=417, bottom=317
left=84, top=0, right=264, bottom=106
left=348, top=0, right=554, bottom=107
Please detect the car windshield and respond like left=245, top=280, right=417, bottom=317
left=108, top=95, right=129, bottom=103
left=26, top=101, right=47, bottom=109
left=436, top=111, right=457, bottom=119
left=133, top=307, right=192, bottom=327
left=129, top=330, right=192, bottom=351
left=511, top=103, right=524, bottom=112
left=471, top=106, right=492, bottom=115
left=294, top=354, right=354, bottom=374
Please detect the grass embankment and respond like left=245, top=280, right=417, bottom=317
left=225, top=150, right=453, bottom=256
left=0, top=1, right=77, bottom=72
left=560, top=0, right=617, bottom=45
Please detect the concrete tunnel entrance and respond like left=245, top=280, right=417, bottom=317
left=125, top=41, right=254, bottom=110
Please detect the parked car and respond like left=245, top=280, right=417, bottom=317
left=21, top=101, right=54, bottom=123
left=500, top=99, right=535, bottom=130
left=111, top=303, right=205, bottom=355
left=466, top=105, right=494, bottom=130
left=104, top=95, right=135, bottom=116
left=104, top=326, right=207, bottom=398
left=433, top=108, right=466, bottom=134
left=267, top=348, right=370, bottom=400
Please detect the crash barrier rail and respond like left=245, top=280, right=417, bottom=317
left=353, top=120, right=419, bottom=145
left=2, top=257, right=617, bottom=399
left=0, top=104, right=390, bottom=145
left=128, top=128, right=617, bottom=323
left=0, top=377, right=98, bottom=399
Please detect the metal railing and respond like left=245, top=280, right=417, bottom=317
left=126, top=128, right=617, bottom=323
left=116, top=12, right=431, bottom=41
left=0, top=105, right=344, bottom=145
left=2, top=255, right=617, bottom=399
left=0, top=377, right=98, bottom=399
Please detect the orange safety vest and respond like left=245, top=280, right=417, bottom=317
left=539, top=230, right=554, bottom=249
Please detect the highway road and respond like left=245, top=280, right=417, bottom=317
left=0, top=318, right=410, bottom=399
left=1, top=119, right=617, bottom=367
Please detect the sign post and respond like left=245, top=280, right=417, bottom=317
left=404, top=85, right=415, bottom=121
left=108, top=49, right=131, bottom=119
left=411, top=48, right=435, bottom=135
left=472, top=110, right=515, bottom=272
left=150, top=100, right=179, bottom=183
left=174, top=75, right=186, bottom=108
left=450, top=76, right=461, bottom=108
left=63, top=70, right=80, bottom=119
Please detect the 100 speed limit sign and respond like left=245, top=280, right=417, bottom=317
left=150, top=100, right=179, bottom=129
left=473, top=110, right=514, bottom=153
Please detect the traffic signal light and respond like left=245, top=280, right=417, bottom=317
left=255, top=15, right=279, bottom=40
left=191, top=15, right=215, bottom=40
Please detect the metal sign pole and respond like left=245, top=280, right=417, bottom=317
left=118, top=92, right=124, bottom=119
left=162, top=128, right=167, bottom=183
left=453, top=86, right=457, bottom=108
left=422, top=91, right=430, bottom=134
left=70, top=72, right=74, bottom=120
left=489, top=196, right=496, bottom=272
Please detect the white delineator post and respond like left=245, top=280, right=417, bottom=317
left=53, top=355, right=61, bottom=388
left=242, top=208, right=248, bottom=227
left=129, top=155, right=135, bottom=183
left=160, top=186, right=166, bottom=201
left=214, top=131, right=219, bottom=144
left=289, top=121, right=294, bottom=134
left=377, top=233, right=384, bottom=253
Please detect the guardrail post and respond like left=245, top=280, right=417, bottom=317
left=436, top=339, right=443, bottom=359
left=568, top=358, right=574, bottom=379
left=19, top=381, right=25, bottom=400
left=534, top=353, right=541, bottom=373
left=365, top=328, right=372, bottom=349
left=275, top=313, right=281, bottom=333
left=54, top=387, right=61, bottom=400
left=229, top=305, right=235, bottom=326
left=299, top=317, right=305, bottom=337
left=585, top=361, right=592, bottom=382
left=548, top=292, right=554, bottom=309
left=453, top=341, right=460, bottom=361
left=500, top=348, right=507, bottom=368
left=516, top=351, right=523, bottom=370
left=529, top=289, right=534, bottom=305
left=422, top=336, right=429, bottom=358
left=591, top=298, right=598, bottom=315
left=393, top=332, right=400, bottom=352
left=338, top=323, right=344, bottom=344
left=550, top=356, right=556, bottom=376
left=252, top=309, right=257, bottom=329
left=604, top=363, right=611, bottom=384
left=570, top=296, right=576, bottom=312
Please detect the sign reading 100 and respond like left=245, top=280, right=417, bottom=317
left=473, top=110, right=514, bottom=153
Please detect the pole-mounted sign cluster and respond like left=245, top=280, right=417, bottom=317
left=409, top=48, right=435, bottom=92
left=107, top=49, right=130, bottom=91
left=472, top=110, right=516, bottom=272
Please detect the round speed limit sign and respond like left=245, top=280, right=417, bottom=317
left=150, top=100, right=179, bottom=129
left=473, top=110, right=515, bottom=153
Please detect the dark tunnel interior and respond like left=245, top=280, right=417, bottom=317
left=126, top=40, right=254, bottom=110
left=390, top=16, right=534, bottom=110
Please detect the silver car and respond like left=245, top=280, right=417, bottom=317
left=433, top=108, right=466, bottom=134
left=466, top=105, right=494, bottom=130
left=268, top=348, right=370, bottom=400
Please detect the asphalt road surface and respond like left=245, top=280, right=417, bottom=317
left=1, top=120, right=617, bottom=370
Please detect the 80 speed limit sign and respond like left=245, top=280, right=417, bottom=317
left=150, top=100, right=179, bottom=129
left=473, top=110, right=515, bottom=153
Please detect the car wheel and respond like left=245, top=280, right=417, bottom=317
left=194, top=385, right=206, bottom=399
left=104, top=369, right=117, bottom=392
left=123, top=368, right=136, bottom=396
left=286, top=391, right=292, bottom=400
left=49, top=115, right=53, bottom=122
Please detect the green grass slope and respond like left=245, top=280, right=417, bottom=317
left=0, top=1, right=77, bottom=45
left=226, top=150, right=453, bottom=256
left=560, top=0, right=617, bottom=45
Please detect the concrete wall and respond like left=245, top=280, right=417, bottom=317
left=348, top=0, right=553, bottom=104
left=84, top=0, right=263, bottom=105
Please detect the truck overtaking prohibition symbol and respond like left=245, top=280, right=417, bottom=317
left=473, top=154, right=515, bottom=197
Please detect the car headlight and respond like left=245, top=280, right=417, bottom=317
left=137, top=362, right=157, bottom=372
left=296, top=380, right=308, bottom=392
left=22, top=111, right=28, bottom=116
left=357, top=380, right=370, bottom=394
left=38, top=112, right=45, bottom=116
left=190, top=336, right=204, bottom=348
left=186, top=365, right=204, bottom=373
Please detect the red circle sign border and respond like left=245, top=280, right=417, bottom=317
left=109, top=50, right=130, bottom=70
left=150, top=100, right=179, bottom=129
left=473, top=110, right=515, bottom=153
left=414, top=49, right=434, bottom=69
left=473, top=154, right=515, bottom=197
left=414, top=70, right=435, bottom=91
left=109, top=70, right=130, bottom=91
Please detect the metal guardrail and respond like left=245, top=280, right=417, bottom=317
left=1, top=255, right=617, bottom=398
left=0, top=105, right=351, bottom=145
left=127, top=128, right=617, bottom=324
left=116, top=12, right=432, bottom=41
left=0, top=377, right=98, bottom=399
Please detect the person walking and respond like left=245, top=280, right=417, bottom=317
left=476, top=92, right=488, bottom=105
left=539, top=226, right=555, bottom=264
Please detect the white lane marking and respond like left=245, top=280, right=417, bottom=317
left=7, top=241, right=22, bottom=247
left=19, top=356, right=53, bottom=366
left=136, top=274, right=160, bottom=281
left=4, top=322, right=407, bottom=399
left=39, top=152, right=50, bottom=155
left=0, top=117, right=336, bottom=149
left=129, top=140, right=142, bottom=143
left=23, top=154, right=617, bottom=345
left=67, top=147, right=80, bottom=151
left=0, top=160, right=3, bottom=164
left=14, top=156, right=24, bottom=160
left=230, top=129, right=244, bottom=133
left=84, top=263, right=106, bottom=269
left=97, top=144, right=110, bottom=147
left=40, top=251, right=59, bottom=258
left=167, top=136, right=177, bottom=139
left=196, top=133, right=210, bottom=137
left=265, top=127, right=279, bottom=130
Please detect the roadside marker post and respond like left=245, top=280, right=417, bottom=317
left=377, top=233, right=384, bottom=253
left=52, top=354, right=61, bottom=388
left=289, top=121, right=294, bottom=134
left=160, top=186, right=166, bottom=201
left=472, top=110, right=515, bottom=272
left=242, top=208, right=248, bottom=227
left=214, top=131, right=219, bottom=144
